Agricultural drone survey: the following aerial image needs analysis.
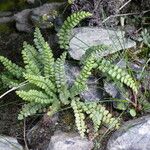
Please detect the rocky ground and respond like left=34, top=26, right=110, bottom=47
left=0, top=0, right=150, bottom=150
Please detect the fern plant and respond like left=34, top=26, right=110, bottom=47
left=0, top=11, right=138, bottom=138
left=0, top=27, right=120, bottom=138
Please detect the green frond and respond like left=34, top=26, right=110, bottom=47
left=22, top=42, right=41, bottom=75
left=58, top=11, right=92, bottom=49
left=0, top=56, right=24, bottom=78
left=71, top=98, right=87, bottom=138
left=55, top=52, right=70, bottom=104
left=1, top=73, right=21, bottom=88
left=34, top=27, right=54, bottom=78
left=81, top=44, right=111, bottom=65
left=16, top=90, right=53, bottom=104
left=70, top=55, right=97, bottom=97
left=97, top=58, right=138, bottom=94
left=18, top=102, right=45, bottom=120
left=24, top=74, right=56, bottom=97
left=75, top=100, right=120, bottom=133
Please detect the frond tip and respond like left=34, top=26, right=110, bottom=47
left=97, top=58, right=138, bottom=94
left=0, top=56, right=24, bottom=78
left=58, top=11, right=92, bottom=49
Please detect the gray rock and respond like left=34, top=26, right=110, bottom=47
left=0, top=11, right=13, bottom=17
left=47, top=131, right=93, bottom=150
left=69, top=27, right=136, bottom=60
left=107, top=115, right=150, bottom=150
left=14, top=3, right=64, bottom=32
left=0, top=136, right=23, bottom=150
left=27, top=114, right=58, bottom=150
left=65, top=62, right=103, bottom=101
left=14, top=9, right=33, bottom=32
left=26, top=0, right=35, bottom=4
left=30, top=3, right=64, bottom=29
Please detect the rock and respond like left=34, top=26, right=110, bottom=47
left=0, top=136, right=23, bottom=150
left=14, top=3, right=64, bottom=32
left=30, top=3, right=64, bottom=29
left=47, top=131, right=94, bottom=150
left=107, top=115, right=150, bottom=150
left=0, top=11, right=12, bottom=17
left=69, top=27, right=136, bottom=60
left=0, top=12, right=14, bottom=24
left=65, top=62, right=103, bottom=101
left=26, top=0, right=35, bottom=4
left=27, top=114, right=58, bottom=150
left=14, top=9, right=33, bottom=32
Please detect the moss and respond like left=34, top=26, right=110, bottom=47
left=0, top=24, right=14, bottom=33
left=0, top=1, right=15, bottom=11
left=0, top=0, right=29, bottom=11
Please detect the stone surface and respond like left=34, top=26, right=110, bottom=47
left=47, top=131, right=93, bottom=150
left=65, top=61, right=103, bottom=101
left=26, top=0, right=35, bottom=4
left=30, top=3, right=64, bottom=29
left=0, top=136, right=23, bottom=150
left=14, top=3, right=64, bottom=32
left=27, top=114, right=58, bottom=150
left=107, top=115, right=150, bottom=150
left=14, top=9, right=33, bottom=32
left=69, top=27, right=136, bottom=60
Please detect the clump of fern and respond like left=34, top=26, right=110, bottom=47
left=0, top=11, right=139, bottom=138
left=0, top=27, right=119, bottom=138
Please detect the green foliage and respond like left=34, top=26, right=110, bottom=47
left=80, top=45, right=138, bottom=94
left=71, top=98, right=120, bottom=137
left=16, top=90, right=52, bottom=104
left=55, top=52, right=70, bottom=105
left=34, top=27, right=55, bottom=78
left=81, top=44, right=111, bottom=64
left=70, top=55, right=98, bottom=97
left=1, top=11, right=139, bottom=138
left=57, top=11, right=138, bottom=94
left=18, top=102, right=46, bottom=120
left=57, top=11, right=92, bottom=49
left=22, top=42, right=40, bottom=75
left=0, top=26, right=120, bottom=138
left=0, top=56, right=24, bottom=78
left=97, top=58, right=138, bottom=94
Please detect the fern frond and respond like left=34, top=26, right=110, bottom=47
left=24, top=74, right=56, bottom=97
left=77, top=101, right=120, bottom=132
left=1, top=74, right=21, bottom=88
left=71, top=98, right=87, bottom=138
left=81, top=44, right=111, bottom=65
left=18, top=102, right=45, bottom=120
left=34, top=27, right=55, bottom=78
left=22, top=42, right=40, bottom=75
left=70, top=55, right=97, bottom=97
left=97, top=59, right=138, bottom=94
left=16, top=90, right=53, bottom=104
left=55, top=52, right=70, bottom=104
left=0, top=56, right=24, bottom=78
left=58, top=11, right=92, bottom=49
